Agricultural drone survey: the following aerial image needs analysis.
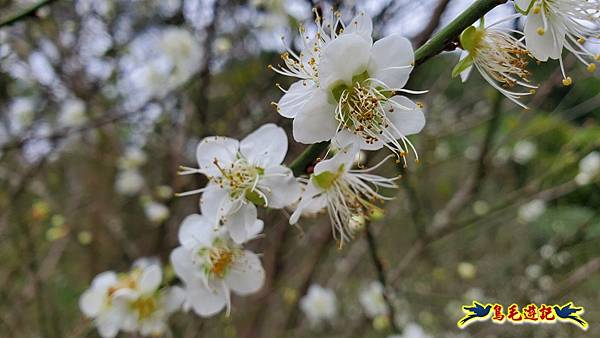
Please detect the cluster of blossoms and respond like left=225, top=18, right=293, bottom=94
left=80, top=2, right=599, bottom=335
left=455, top=0, right=600, bottom=108
left=79, top=260, right=183, bottom=338
left=299, top=282, right=432, bottom=337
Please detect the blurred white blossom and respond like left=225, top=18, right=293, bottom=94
left=518, top=199, right=546, bottom=222
left=575, top=151, right=600, bottom=186
left=8, top=97, right=36, bottom=134
left=79, top=263, right=183, bottom=338
left=59, top=98, right=87, bottom=128
left=513, top=140, right=537, bottom=164
left=115, top=169, right=144, bottom=195
left=388, top=322, right=433, bottom=338
left=144, top=201, right=170, bottom=223
left=359, top=281, right=389, bottom=318
left=300, top=284, right=337, bottom=326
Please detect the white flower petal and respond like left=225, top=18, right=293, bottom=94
left=290, top=181, right=323, bottom=224
left=344, top=12, right=373, bottom=43
left=278, top=81, right=316, bottom=118
left=524, top=10, right=563, bottom=61
left=240, top=123, right=288, bottom=167
left=386, top=96, right=426, bottom=136
left=314, top=144, right=357, bottom=175
left=319, top=34, right=372, bottom=89
left=368, top=34, right=414, bottom=89
left=91, top=271, right=118, bottom=290
left=139, top=264, right=162, bottom=294
left=170, top=246, right=201, bottom=284
left=187, top=280, right=227, bottom=317
left=79, top=289, right=105, bottom=317
left=292, top=91, right=337, bottom=144
left=164, top=286, right=185, bottom=313
left=178, top=214, right=214, bottom=249
left=199, top=184, right=230, bottom=224
left=260, top=165, right=301, bottom=208
left=247, top=219, right=264, bottom=239
left=224, top=202, right=258, bottom=244
left=96, top=308, right=124, bottom=338
left=332, top=128, right=383, bottom=151
left=196, top=136, right=239, bottom=177
left=225, top=250, right=265, bottom=295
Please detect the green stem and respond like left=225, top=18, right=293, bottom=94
left=289, top=142, right=329, bottom=176
left=414, top=0, right=508, bottom=65
left=289, top=0, right=509, bottom=177
left=0, top=0, right=58, bottom=28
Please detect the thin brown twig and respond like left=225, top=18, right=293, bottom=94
left=365, top=222, right=400, bottom=333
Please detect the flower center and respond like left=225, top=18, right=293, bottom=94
left=130, top=295, right=158, bottom=320
left=335, top=80, right=391, bottom=145
left=201, top=243, right=240, bottom=279
left=331, top=74, right=418, bottom=165
left=212, top=158, right=263, bottom=201
left=107, top=272, right=140, bottom=297
left=478, top=31, right=531, bottom=88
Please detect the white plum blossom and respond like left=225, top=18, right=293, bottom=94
left=575, top=151, right=600, bottom=186
left=513, top=140, right=537, bottom=164
left=158, top=28, right=202, bottom=86
left=514, top=0, right=600, bottom=85
left=144, top=201, right=170, bottom=223
left=518, top=199, right=546, bottom=222
left=58, top=98, right=87, bottom=128
left=178, top=124, right=301, bottom=243
left=119, top=27, right=201, bottom=108
left=359, top=281, right=389, bottom=318
left=8, top=97, right=36, bottom=134
left=115, top=169, right=144, bottom=195
left=457, top=262, right=477, bottom=280
left=119, top=147, right=148, bottom=169
left=79, top=263, right=183, bottom=338
left=299, top=284, right=337, bottom=326
left=170, top=214, right=265, bottom=317
left=272, top=11, right=426, bottom=164
left=388, top=322, right=433, bottom=338
left=455, top=21, right=537, bottom=108
left=290, top=144, right=398, bottom=245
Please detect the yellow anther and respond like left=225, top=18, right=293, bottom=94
left=562, top=77, right=573, bottom=86
left=536, top=27, right=545, bottom=35
left=587, top=63, right=596, bottom=73
left=578, top=37, right=586, bottom=44
left=533, top=6, right=541, bottom=14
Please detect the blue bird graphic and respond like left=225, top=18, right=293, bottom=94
left=458, top=301, right=492, bottom=328
left=554, top=302, right=588, bottom=329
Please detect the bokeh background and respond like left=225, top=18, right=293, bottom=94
left=1, top=0, right=599, bottom=337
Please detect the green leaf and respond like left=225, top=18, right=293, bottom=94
left=452, top=54, right=474, bottom=78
